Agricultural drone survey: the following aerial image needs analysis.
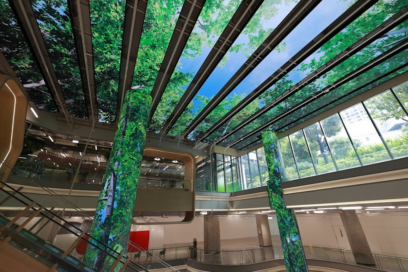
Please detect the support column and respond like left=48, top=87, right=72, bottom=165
left=255, top=214, right=272, bottom=247
left=84, top=90, right=151, bottom=271
left=340, top=210, right=376, bottom=267
left=204, top=215, right=220, bottom=253
left=262, top=131, right=308, bottom=272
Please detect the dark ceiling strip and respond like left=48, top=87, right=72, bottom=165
left=225, top=39, right=408, bottom=148
left=69, top=0, right=97, bottom=123
left=182, top=0, right=324, bottom=138
left=116, top=0, right=148, bottom=122
left=272, top=64, right=408, bottom=135
left=160, top=0, right=264, bottom=135
left=197, top=0, right=378, bottom=142
left=213, top=6, right=408, bottom=144
left=149, top=0, right=206, bottom=121
left=11, top=0, right=73, bottom=127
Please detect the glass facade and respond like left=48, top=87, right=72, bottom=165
left=197, top=82, right=408, bottom=190
left=279, top=86, right=408, bottom=181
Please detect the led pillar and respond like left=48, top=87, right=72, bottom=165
left=84, top=90, right=151, bottom=271
left=262, top=131, right=308, bottom=272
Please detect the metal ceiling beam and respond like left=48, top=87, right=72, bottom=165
left=159, top=0, right=264, bottom=135
left=116, top=0, right=148, bottom=121
left=149, top=0, right=207, bottom=122
left=69, top=0, right=97, bottom=124
left=225, top=38, right=408, bottom=148
left=11, top=0, right=73, bottom=128
left=181, top=0, right=324, bottom=138
left=196, top=0, right=377, bottom=142
left=213, top=6, right=408, bottom=145
left=272, top=63, right=408, bottom=137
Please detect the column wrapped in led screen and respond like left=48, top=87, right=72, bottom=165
left=262, top=131, right=307, bottom=272
left=84, top=90, right=151, bottom=271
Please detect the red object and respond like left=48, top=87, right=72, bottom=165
left=76, top=234, right=89, bottom=255
left=75, top=231, right=150, bottom=255
left=128, top=231, right=150, bottom=252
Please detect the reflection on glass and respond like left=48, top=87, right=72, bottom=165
left=249, top=151, right=261, bottom=188
left=257, top=148, right=269, bottom=186
left=196, top=155, right=214, bottom=191
left=339, top=104, right=391, bottom=165
left=303, top=123, right=337, bottom=174
left=240, top=154, right=251, bottom=190
left=168, top=0, right=299, bottom=137
left=320, top=114, right=361, bottom=170
left=150, top=0, right=241, bottom=132
left=231, top=157, right=241, bottom=192
left=198, top=0, right=403, bottom=142
left=278, top=137, right=299, bottom=181
left=31, top=0, right=88, bottom=119
left=364, top=91, right=408, bottom=159
left=216, top=153, right=225, bottom=192
left=393, top=81, right=408, bottom=110
left=0, top=1, right=58, bottom=112
left=289, top=131, right=315, bottom=178
left=225, top=155, right=233, bottom=192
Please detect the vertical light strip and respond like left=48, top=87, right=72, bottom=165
left=0, top=83, right=17, bottom=170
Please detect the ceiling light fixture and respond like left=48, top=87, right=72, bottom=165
left=260, top=211, right=272, bottom=213
left=72, top=139, right=79, bottom=143
left=317, top=207, right=337, bottom=210
left=79, top=152, right=82, bottom=156
left=95, top=145, right=97, bottom=150
left=398, top=206, right=408, bottom=209
left=154, top=157, right=160, bottom=161
left=238, top=211, right=246, bottom=214
left=172, top=160, right=178, bottom=163
left=268, top=217, right=273, bottom=220
left=314, top=211, right=324, bottom=214
left=28, top=154, right=37, bottom=157
left=48, top=136, right=54, bottom=142
left=30, top=107, right=38, bottom=118
left=366, top=206, right=395, bottom=209
left=339, top=206, right=362, bottom=210
left=200, top=211, right=207, bottom=215
left=195, top=156, right=199, bottom=158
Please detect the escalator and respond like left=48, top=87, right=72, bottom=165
left=0, top=180, right=176, bottom=272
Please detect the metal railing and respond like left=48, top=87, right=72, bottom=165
left=191, top=245, right=408, bottom=272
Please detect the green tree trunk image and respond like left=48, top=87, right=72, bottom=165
left=262, top=131, right=308, bottom=272
left=84, top=90, right=151, bottom=271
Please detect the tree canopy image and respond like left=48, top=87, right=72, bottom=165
left=0, top=0, right=58, bottom=112
left=31, top=0, right=88, bottom=119
left=196, top=0, right=408, bottom=143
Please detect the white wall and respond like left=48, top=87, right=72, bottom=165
left=219, top=215, right=257, bottom=240
left=296, top=212, right=408, bottom=258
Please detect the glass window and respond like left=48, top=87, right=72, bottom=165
left=364, top=91, right=408, bottom=159
left=248, top=151, right=261, bottom=188
left=215, top=154, right=225, bottom=192
left=231, top=157, right=242, bottom=192
left=256, top=148, right=269, bottom=186
left=339, top=104, right=391, bottom=165
left=196, top=156, right=213, bottom=192
left=289, top=131, right=316, bottom=178
left=303, top=123, right=337, bottom=174
left=225, top=155, right=234, bottom=192
left=278, top=137, right=299, bottom=181
left=393, top=81, right=408, bottom=110
left=240, top=154, right=251, bottom=190
left=319, top=114, right=361, bottom=170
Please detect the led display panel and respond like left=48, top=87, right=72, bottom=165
left=202, top=0, right=407, bottom=143
left=167, top=0, right=300, bottom=137
left=0, top=0, right=58, bottom=112
left=149, top=0, right=241, bottom=132
left=31, top=0, right=88, bottom=119
left=92, top=0, right=126, bottom=123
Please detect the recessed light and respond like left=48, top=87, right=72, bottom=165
left=314, top=211, right=324, bottom=214
left=268, top=217, right=273, bottom=220
left=366, top=206, right=395, bottom=209
left=154, top=157, right=160, bottom=161
left=317, top=207, right=337, bottom=210
left=48, top=136, right=54, bottom=142
left=172, top=160, right=178, bottom=163
left=95, top=145, right=97, bottom=150
left=200, top=211, right=207, bottom=215
left=238, top=211, right=246, bottom=214
left=72, top=139, right=79, bottom=143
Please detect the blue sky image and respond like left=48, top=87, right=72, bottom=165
left=169, top=0, right=357, bottom=137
